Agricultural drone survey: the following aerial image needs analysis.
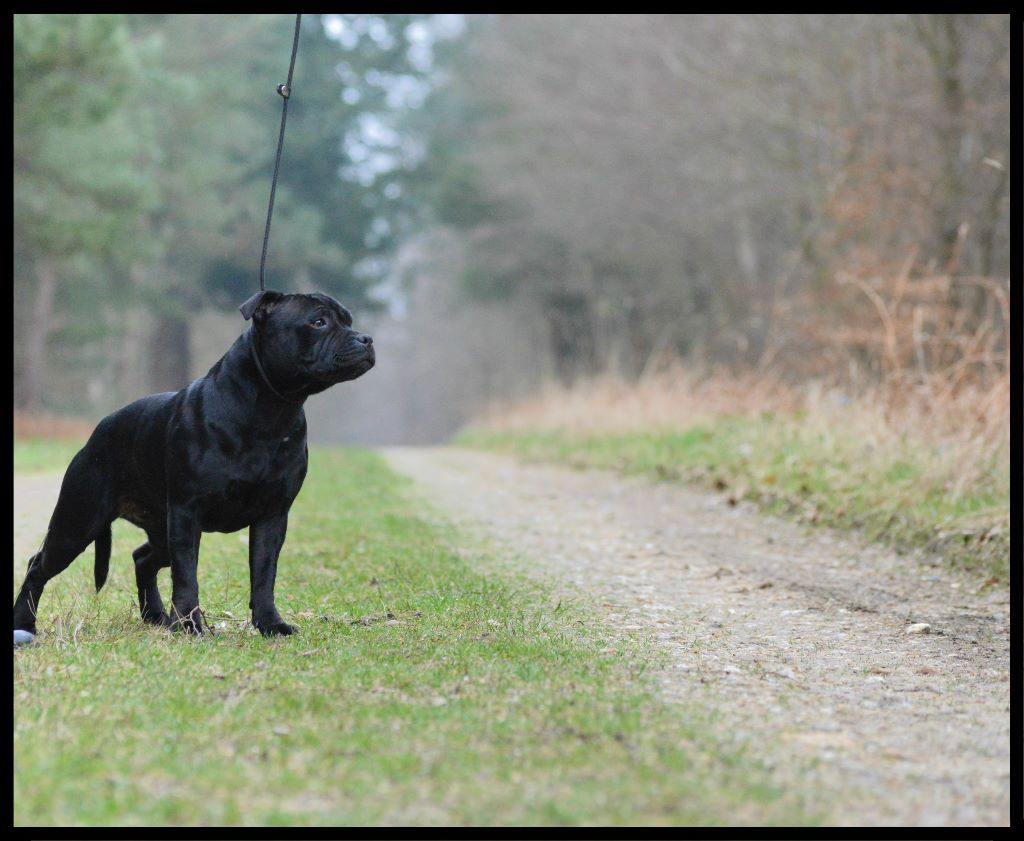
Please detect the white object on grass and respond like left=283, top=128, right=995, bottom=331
left=13, top=630, right=35, bottom=646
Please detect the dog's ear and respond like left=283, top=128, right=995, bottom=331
left=240, top=290, right=284, bottom=323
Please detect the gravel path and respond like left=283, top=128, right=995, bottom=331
left=12, top=472, right=62, bottom=562
left=382, top=446, right=1010, bottom=827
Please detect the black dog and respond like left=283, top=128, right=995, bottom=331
left=13, top=290, right=374, bottom=643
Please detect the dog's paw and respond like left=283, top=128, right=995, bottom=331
left=14, top=629, right=35, bottom=647
left=172, top=620, right=204, bottom=636
left=255, top=618, right=298, bottom=637
left=142, top=610, right=172, bottom=628
left=169, top=609, right=205, bottom=636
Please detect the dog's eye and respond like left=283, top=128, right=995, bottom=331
left=310, top=317, right=327, bottom=329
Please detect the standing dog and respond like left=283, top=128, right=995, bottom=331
left=13, top=290, right=374, bottom=643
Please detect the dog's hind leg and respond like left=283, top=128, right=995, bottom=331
left=14, top=529, right=101, bottom=640
left=133, top=540, right=171, bottom=627
left=13, top=446, right=116, bottom=642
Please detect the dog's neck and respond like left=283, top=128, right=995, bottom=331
left=247, top=330, right=306, bottom=405
left=206, top=332, right=309, bottom=438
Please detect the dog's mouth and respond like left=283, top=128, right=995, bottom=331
left=332, top=348, right=375, bottom=373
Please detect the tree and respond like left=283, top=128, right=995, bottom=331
left=124, top=14, right=446, bottom=390
left=410, top=14, right=1010, bottom=386
left=14, top=14, right=157, bottom=409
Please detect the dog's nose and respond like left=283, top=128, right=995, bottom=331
left=356, top=333, right=373, bottom=346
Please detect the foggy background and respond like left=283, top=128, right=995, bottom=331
left=13, top=15, right=1010, bottom=444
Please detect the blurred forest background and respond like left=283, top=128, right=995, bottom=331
left=13, top=14, right=1010, bottom=444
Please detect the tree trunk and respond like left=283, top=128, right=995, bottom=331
left=545, top=291, right=595, bottom=386
left=112, top=263, right=147, bottom=404
left=149, top=313, right=193, bottom=393
left=21, top=260, right=59, bottom=411
left=978, top=163, right=1008, bottom=278
left=915, top=14, right=968, bottom=271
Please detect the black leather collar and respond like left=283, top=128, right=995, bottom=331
left=248, top=331, right=304, bottom=404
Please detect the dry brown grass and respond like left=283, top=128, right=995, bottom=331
left=473, top=267, right=1010, bottom=507
left=475, top=367, right=1008, bottom=465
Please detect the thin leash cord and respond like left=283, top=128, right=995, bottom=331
left=259, top=14, right=302, bottom=292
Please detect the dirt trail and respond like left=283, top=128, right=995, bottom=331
left=383, top=447, right=1010, bottom=827
left=13, top=472, right=63, bottom=563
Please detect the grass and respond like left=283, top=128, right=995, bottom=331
left=457, top=411, right=1009, bottom=579
left=13, top=444, right=818, bottom=827
left=13, top=438, right=84, bottom=473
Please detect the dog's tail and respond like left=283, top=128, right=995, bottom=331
left=94, top=523, right=112, bottom=592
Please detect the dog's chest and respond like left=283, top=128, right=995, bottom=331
left=196, top=437, right=305, bottom=531
left=200, top=480, right=285, bottom=532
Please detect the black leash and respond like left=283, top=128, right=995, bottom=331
left=259, top=14, right=302, bottom=292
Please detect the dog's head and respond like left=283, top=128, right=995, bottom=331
left=240, top=290, right=374, bottom=394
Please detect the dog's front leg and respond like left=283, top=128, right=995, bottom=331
left=167, top=503, right=204, bottom=634
left=249, top=511, right=296, bottom=636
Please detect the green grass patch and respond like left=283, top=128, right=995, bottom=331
left=14, top=447, right=817, bottom=826
left=13, top=437, right=86, bottom=473
left=458, top=419, right=1009, bottom=579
